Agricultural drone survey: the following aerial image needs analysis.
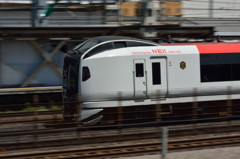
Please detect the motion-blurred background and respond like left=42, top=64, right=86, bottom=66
left=1, top=2, right=240, bottom=159
left=0, top=0, right=239, bottom=88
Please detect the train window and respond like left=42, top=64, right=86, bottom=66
left=69, top=64, right=79, bottom=89
left=77, top=40, right=98, bottom=54
left=84, top=42, right=113, bottom=59
left=200, top=53, right=240, bottom=82
left=114, top=42, right=126, bottom=48
left=127, top=41, right=156, bottom=47
left=63, top=54, right=80, bottom=97
left=201, top=64, right=231, bottom=82
left=82, top=67, right=91, bottom=82
left=136, top=63, right=144, bottom=77
left=232, top=64, right=240, bottom=80
left=152, top=62, right=161, bottom=85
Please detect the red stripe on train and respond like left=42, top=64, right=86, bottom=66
left=162, top=43, right=240, bottom=54
left=196, top=43, right=240, bottom=54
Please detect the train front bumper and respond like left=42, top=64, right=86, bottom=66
left=79, top=108, right=103, bottom=125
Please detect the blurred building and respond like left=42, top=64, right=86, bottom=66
left=1, top=0, right=239, bottom=29
left=0, top=0, right=239, bottom=88
left=0, top=0, right=183, bottom=26
left=183, top=0, right=240, bottom=18
left=182, top=0, right=240, bottom=37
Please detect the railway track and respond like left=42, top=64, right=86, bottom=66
left=1, top=134, right=240, bottom=159
left=0, top=110, right=61, bottom=118
left=1, top=101, right=240, bottom=158
left=0, top=110, right=62, bottom=125
left=1, top=120, right=240, bottom=151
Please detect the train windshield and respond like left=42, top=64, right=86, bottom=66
left=63, top=54, right=80, bottom=98
left=74, top=40, right=98, bottom=54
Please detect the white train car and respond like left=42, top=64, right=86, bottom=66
left=63, top=36, right=240, bottom=124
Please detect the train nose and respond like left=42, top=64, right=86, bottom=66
left=79, top=108, right=103, bottom=125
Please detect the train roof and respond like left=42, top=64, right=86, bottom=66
left=89, top=36, right=149, bottom=43
left=72, top=36, right=159, bottom=57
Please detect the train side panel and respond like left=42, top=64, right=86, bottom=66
left=81, top=49, right=134, bottom=102
left=166, top=46, right=201, bottom=97
left=80, top=45, right=240, bottom=107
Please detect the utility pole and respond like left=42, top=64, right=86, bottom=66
left=31, top=0, right=49, bottom=27
left=0, top=42, right=2, bottom=88
left=31, top=0, right=38, bottom=27
left=209, top=0, right=213, bottom=18
left=118, top=0, right=122, bottom=26
left=162, top=127, right=168, bottom=159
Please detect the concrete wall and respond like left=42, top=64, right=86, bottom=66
left=0, top=39, right=65, bottom=88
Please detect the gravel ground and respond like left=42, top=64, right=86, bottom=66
left=118, top=146, right=240, bottom=159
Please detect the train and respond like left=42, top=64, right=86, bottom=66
left=62, top=36, right=240, bottom=125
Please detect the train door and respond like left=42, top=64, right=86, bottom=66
left=148, top=57, right=167, bottom=99
left=133, top=59, right=147, bottom=99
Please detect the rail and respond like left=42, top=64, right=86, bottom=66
left=1, top=126, right=240, bottom=158
left=1, top=87, right=240, bottom=157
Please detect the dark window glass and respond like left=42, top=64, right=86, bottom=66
left=152, top=63, right=161, bottom=85
left=200, top=53, right=240, bottom=82
left=63, top=54, right=80, bottom=97
left=82, top=67, right=91, bottom=81
left=136, top=63, right=144, bottom=77
left=201, top=64, right=231, bottom=82
left=114, top=42, right=126, bottom=48
left=127, top=41, right=155, bottom=47
left=232, top=64, right=240, bottom=80
left=77, top=40, right=98, bottom=54
left=84, top=42, right=113, bottom=59
left=69, top=64, right=79, bottom=89
left=200, top=53, right=240, bottom=65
